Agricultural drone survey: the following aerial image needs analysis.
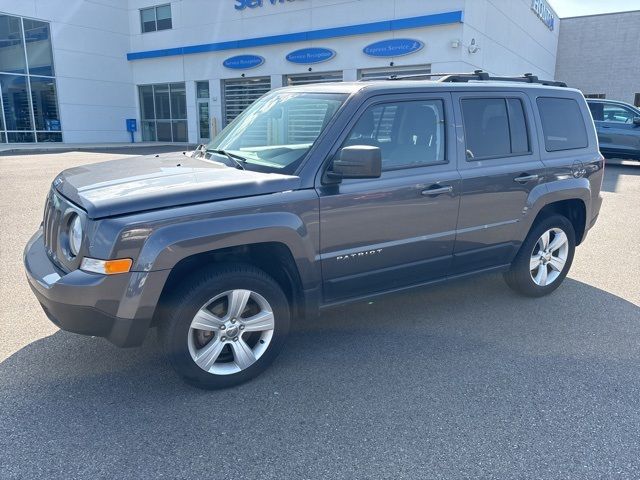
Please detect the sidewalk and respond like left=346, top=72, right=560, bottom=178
left=0, top=142, right=195, bottom=155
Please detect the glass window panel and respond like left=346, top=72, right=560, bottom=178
left=537, top=97, right=588, bottom=152
left=8, top=131, right=35, bottom=143
left=0, top=132, right=5, bottom=143
left=588, top=102, right=604, bottom=121
left=156, top=121, right=172, bottom=141
left=141, top=8, right=156, bottom=33
left=172, top=120, right=187, bottom=142
left=156, top=5, right=172, bottom=30
left=23, top=19, right=54, bottom=76
left=170, top=82, right=186, bottom=119
left=0, top=15, right=27, bottom=74
left=153, top=84, right=171, bottom=119
left=602, top=104, right=636, bottom=124
left=461, top=98, right=511, bottom=159
left=141, top=120, right=156, bottom=141
left=0, top=74, right=33, bottom=130
left=198, top=102, right=209, bottom=139
left=36, top=132, right=62, bottom=142
left=29, top=77, right=60, bottom=131
left=139, top=85, right=155, bottom=119
left=343, top=100, right=446, bottom=170
left=196, top=81, right=209, bottom=99
left=507, top=98, right=529, bottom=154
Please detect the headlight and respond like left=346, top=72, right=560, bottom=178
left=69, top=214, right=83, bottom=256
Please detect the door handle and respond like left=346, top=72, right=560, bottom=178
left=514, top=174, right=540, bottom=184
left=421, top=185, right=453, bottom=196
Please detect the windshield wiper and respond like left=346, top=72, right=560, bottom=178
left=206, top=149, right=246, bottom=170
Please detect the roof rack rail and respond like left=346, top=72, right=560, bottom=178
left=437, top=70, right=567, bottom=87
left=360, top=70, right=567, bottom=87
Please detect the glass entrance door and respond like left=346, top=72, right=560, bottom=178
left=197, top=99, right=210, bottom=143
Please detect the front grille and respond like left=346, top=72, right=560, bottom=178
left=43, top=190, right=62, bottom=260
left=41, top=188, right=84, bottom=272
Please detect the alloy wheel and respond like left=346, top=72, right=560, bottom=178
left=187, top=289, right=275, bottom=375
left=529, top=227, right=569, bottom=286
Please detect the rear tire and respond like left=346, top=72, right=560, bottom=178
left=503, top=214, right=576, bottom=297
left=158, top=264, right=290, bottom=389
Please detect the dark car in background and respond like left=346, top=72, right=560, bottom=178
left=587, top=99, right=640, bottom=161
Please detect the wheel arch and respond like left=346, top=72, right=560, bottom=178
left=151, top=242, right=307, bottom=327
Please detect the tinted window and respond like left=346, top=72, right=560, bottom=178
left=588, top=102, right=604, bottom=121
left=343, top=100, right=446, bottom=170
left=537, top=97, right=588, bottom=151
left=461, top=98, right=530, bottom=159
left=507, top=99, right=529, bottom=154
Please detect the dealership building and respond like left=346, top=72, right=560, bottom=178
left=1, top=0, right=561, bottom=145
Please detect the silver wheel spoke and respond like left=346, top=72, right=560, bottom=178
left=194, top=339, right=225, bottom=371
left=548, top=231, right=567, bottom=253
left=535, top=264, right=548, bottom=285
left=530, top=256, right=542, bottom=271
left=548, top=256, right=566, bottom=272
left=539, top=230, right=550, bottom=250
left=231, top=339, right=257, bottom=370
left=227, top=290, right=251, bottom=319
left=242, top=310, right=275, bottom=332
left=191, top=308, right=224, bottom=331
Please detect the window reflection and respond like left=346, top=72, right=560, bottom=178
left=138, top=83, right=188, bottom=142
left=24, top=19, right=54, bottom=76
left=0, top=14, right=60, bottom=143
left=0, top=15, right=26, bottom=74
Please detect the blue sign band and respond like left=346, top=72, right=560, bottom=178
left=363, top=38, right=424, bottom=57
left=286, top=47, right=336, bottom=64
left=223, top=54, right=265, bottom=69
left=127, top=11, right=463, bottom=61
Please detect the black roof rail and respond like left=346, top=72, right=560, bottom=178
left=438, top=70, right=567, bottom=87
left=359, top=70, right=567, bottom=87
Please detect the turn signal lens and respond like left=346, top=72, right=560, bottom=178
left=80, top=257, right=133, bottom=275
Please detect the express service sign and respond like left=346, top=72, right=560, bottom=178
left=363, top=39, right=424, bottom=58
left=531, top=0, right=555, bottom=30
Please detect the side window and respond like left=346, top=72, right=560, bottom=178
left=588, top=102, right=604, bottom=121
left=602, top=103, right=636, bottom=124
left=343, top=100, right=446, bottom=170
left=141, top=4, right=172, bottom=33
left=537, top=97, right=588, bottom=152
left=461, top=98, right=530, bottom=160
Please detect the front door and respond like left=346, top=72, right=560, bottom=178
left=317, top=94, right=461, bottom=303
left=451, top=92, right=547, bottom=274
left=590, top=101, right=640, bottom=157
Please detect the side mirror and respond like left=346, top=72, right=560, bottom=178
left=331, top=145, right=382, bottom=180
left=633, top=117, right=640, bottom=127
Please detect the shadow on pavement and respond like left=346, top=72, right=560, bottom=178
left=601, top=162, right=640, bottom=193
left=1, top=276, right=639, bottom=479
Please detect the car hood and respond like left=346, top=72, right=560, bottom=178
left=53, top=152, right=301, bottom=218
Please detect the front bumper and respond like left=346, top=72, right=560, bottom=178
left=24, top=229, right=168, bottom=347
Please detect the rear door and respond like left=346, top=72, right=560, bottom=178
left=451, top=91, right=546, bottom=274
left=317, top=93, right=461, bottom=303
left=589, top=101, right=640, bottom=157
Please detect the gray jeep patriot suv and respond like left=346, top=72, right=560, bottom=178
left=24, top=72, right=604, bottom=389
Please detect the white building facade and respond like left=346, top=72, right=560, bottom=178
left=0, top=0, right=560, bottom=145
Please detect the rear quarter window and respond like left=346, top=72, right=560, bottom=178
left=537, top=97, right=588, bottom=152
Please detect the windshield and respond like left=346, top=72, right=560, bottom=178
left=206, top=91, right=347, bottom=174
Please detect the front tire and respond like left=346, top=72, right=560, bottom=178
left=503, top=214, right=576, bottom=297
left=158, top=264, right=290, bottom=389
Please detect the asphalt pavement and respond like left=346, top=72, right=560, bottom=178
left=1, top=150, right=639, bottom=479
